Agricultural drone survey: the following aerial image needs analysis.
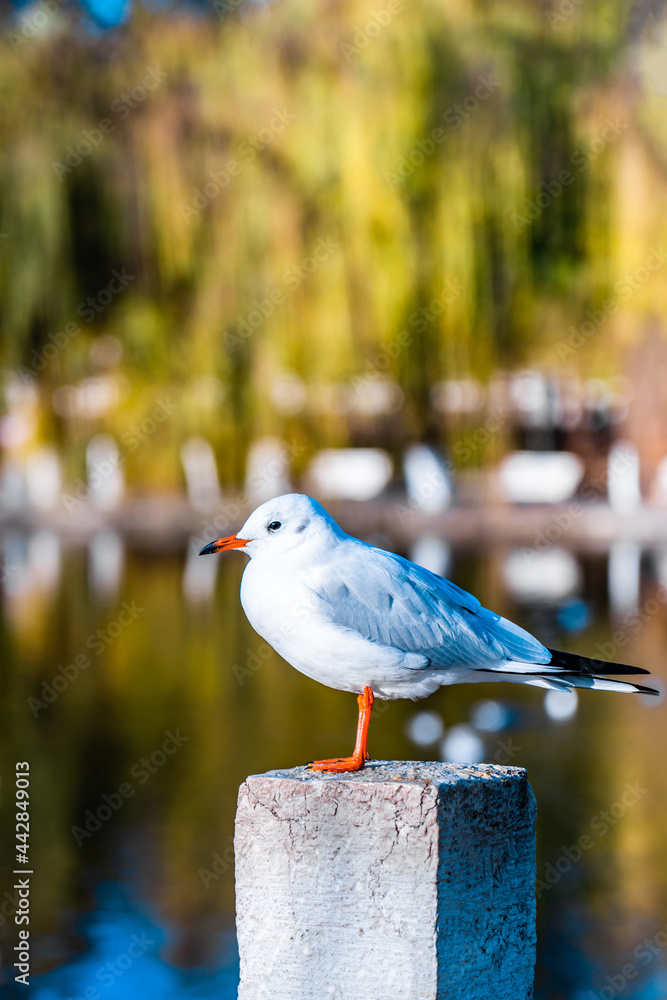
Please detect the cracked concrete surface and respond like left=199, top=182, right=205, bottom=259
left=235, top=761, right=536, bottom=1000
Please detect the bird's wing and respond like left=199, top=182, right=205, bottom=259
left=316, top=543, right=551, bottom=670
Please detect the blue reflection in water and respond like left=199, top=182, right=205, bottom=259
left=80, top=0, right=131, bottom=27
left=573, top=970, right=667, bottom=1000
left=12, top=883, right=239, bottom=1000
left=556, top=598, right=592, bottom=634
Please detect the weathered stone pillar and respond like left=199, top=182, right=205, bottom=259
left=235, top=760, right=536, bottom=1000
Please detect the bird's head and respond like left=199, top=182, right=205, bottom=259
left=199, top=493, right=344, bottom=561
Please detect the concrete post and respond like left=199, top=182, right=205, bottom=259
left=235, top=760, right=536, bottom=1000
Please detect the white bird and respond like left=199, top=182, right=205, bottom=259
left=200, top=493, right=658, bottom=771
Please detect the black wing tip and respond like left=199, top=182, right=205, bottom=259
left=559, top=673, right=661, bottom=696
left=547, top=648, right=651, bottom=676
left=633, top=684, right=661, bottom=697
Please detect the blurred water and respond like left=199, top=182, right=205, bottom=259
left=1, top=528, right=666, bottom=999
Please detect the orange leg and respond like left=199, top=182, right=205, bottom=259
left=308, top=686, right=374, bottom=773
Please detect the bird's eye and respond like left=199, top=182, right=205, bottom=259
left=268, top=521, right=282, bottom=532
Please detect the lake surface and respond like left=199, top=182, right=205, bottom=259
left=1, top=523, right=666, bottom=999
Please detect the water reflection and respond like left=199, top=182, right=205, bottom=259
left=441, top=723, right=485, bottom=763
left=405, top=710, right=444, bottom=746
left=470, top=699, right=514, bottom=733
left=182, top=542, right=219, bottom=605
left=2, top=882, right=238, bottom=1000
left=89, top=531, right=124, bottom=606
left=1, top=532, right=666, bottom=1000
left=409, top=533, right=451, bottom=577
left=608, top=540, right=642, bottom=618
left=503, top=548, right=581, bottom=604
left=544, top=689, right=579, bottom=724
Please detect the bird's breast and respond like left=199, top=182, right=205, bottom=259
left=240, top=562, right=319, bottom=654
left=238, top=556, right=442, bottom=697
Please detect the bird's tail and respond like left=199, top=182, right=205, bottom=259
left=488, top=648, right=660, bottom=696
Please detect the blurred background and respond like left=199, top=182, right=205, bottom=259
left=1, top=0, right=667, bottom=996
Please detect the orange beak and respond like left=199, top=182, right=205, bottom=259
left=199, top=535, right=250, bottom=555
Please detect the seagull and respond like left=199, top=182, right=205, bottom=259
left=200, top=493, right=658, bottom=772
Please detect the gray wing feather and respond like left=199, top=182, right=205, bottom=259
left=318, top=545, right=551, bottom=670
